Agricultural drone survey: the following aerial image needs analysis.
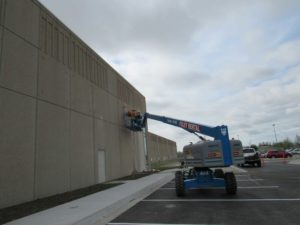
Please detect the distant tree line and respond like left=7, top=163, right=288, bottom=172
left=257, top=135, right=300, bottom=150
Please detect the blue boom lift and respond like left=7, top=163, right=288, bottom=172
left=125, top=110, right=244, bottom=196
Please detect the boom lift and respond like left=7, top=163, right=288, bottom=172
left=125, top=110, right=244, bottom=196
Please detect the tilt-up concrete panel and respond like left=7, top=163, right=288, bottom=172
left=134, top=132, right=146, bottom=172
left=118, top=100, right=126, bottom=126
left=107, top=68, right=117, bottom=97
left=108, top=94, right=119, bottom=124
left=94, top=118, right=107, bottom=182
left=138, top=94, right=146, bottom=111
left=38, top=55, right=70, bottom=108
left=35, top=100, right=70, bottom=198
left=0, top=0, right=5, bottom=25
left=105, top=123, right=121, bottom=180
left=147, top=133, right=156, bottom=163
left=4, top=0, right=39, bottom=47
left=0, top=25, right=3, bottom=59
left=0, top=88, right=35, bottom=208
left=92, top=84, right=109, bottom=121
left=70, top=73, right=93, bottom=116
left=94, top=118, right=106, bottom=152
left=119, top=127, right=135, bottom=176
left=70, top=111, right=94, bottom=190
left=0, top=29, right=38, bottom=97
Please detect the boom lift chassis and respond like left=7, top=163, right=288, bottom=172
left=125, top=110, right=241, bottom=196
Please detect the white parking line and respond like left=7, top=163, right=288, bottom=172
left=238, top=186, right=279, bottom=189
left=237, top=179, right=264, bottom=181
left=160, top=186, right=279, bottom=190
left=143, top=198, right=300, bottom=202
left=108, top=224, right=220, bottom=225
left=169, top=178, right=263, bottom=182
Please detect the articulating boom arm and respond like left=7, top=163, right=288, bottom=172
left=145, top=113, right=207, bottom=140
left=125, top=110, right=233, bottom=165
left=125, top=111, right=229, bottom=140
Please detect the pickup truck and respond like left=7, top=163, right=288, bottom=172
left=240, top=148, right=261, bottom=167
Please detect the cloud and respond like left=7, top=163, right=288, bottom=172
left=40, top=0, right=300, bottom=150
left=266, top=39, right=300, bottom=67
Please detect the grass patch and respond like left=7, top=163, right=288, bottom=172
left=117, top=171, right=159, bottom=180
left=0, top=182, right=122, bottom=224
left=0, top=165, right=178, bottom=223
left=151, top=159, right=181, bottom=171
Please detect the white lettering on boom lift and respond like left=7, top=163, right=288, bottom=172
left=179, top=121, right=200, bottom=132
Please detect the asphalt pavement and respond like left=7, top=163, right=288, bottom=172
left=110, top=160, right=300, bottom=225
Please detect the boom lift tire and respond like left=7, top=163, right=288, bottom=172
left=224, top=172, right=237, bottom=195
left=175, top=171, right=185, bottom=197
left=214, top=169, right=224, bottom=178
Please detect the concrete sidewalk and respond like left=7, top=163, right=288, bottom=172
left=4, top=166, right=245, bottom=225
left=221, top=165, right=247, bottom=174
left=289, top=155, right=300, bottom=165
left=4, top=171, right=174, bottom=225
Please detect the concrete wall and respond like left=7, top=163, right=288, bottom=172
left=147, top=132, right=177, bottom=163
left=0, top=0, right=146, bottom=208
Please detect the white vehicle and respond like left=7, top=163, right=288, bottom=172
left=240, top=148, right=261, bottom=167
left=291, top=148, right=300, bottom=155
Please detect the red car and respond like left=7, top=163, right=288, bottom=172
left=266, top=150, right=292, bottom=158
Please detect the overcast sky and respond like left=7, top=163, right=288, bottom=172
left=40, top=0, right=300, bottom=150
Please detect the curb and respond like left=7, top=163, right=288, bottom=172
left=83, top=172, right=175, bottom=225
left=218, top=165, right=247, bottom=174
left=288, top=160, right=300, bottom=165
left=5, top=172, right=174, bottom=225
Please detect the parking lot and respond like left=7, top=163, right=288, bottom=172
left=109, top=160, right=300, bottom=225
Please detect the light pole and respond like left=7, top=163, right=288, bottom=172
left=272, top=124, right=278, bottom=143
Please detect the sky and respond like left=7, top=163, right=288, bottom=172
left=39, top=0, right=300, bottom=151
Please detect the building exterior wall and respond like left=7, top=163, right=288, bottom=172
left=0, top=0, right=146, bottom=208
left=147, top=132, right=177, bottom=163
